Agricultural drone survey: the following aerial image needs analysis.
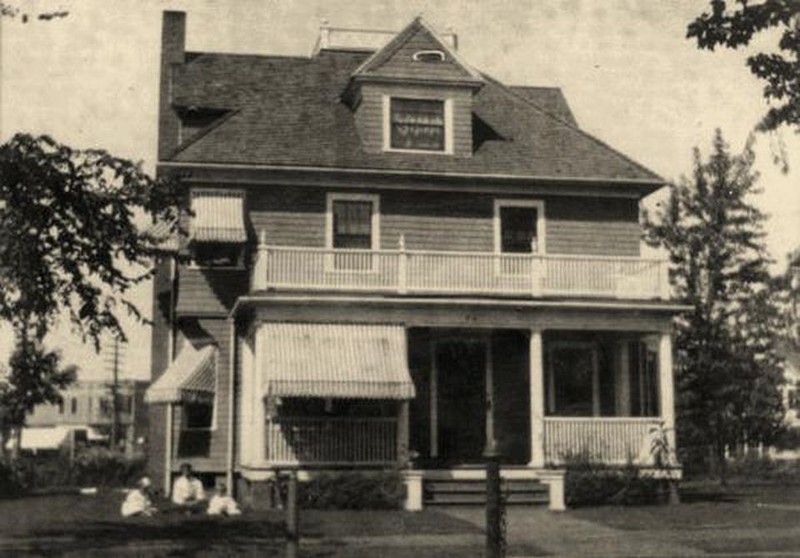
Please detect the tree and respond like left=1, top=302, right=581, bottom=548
left=0, top=133, right=186, bottom=457
left=687, top=1, right=800, bottom=132
left=0, top=133, right=186, bottom=346
left=0, top=336, right=76, bottom=459
left=645, top=129, right=785, bottom=480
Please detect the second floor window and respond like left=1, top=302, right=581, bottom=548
left=390, top=98, right=445, bottom=151
left=501, top=206, right=539, bottom=253
left=333, top=200, right=373, bottom=249
left=71, top=397, right=78, bottom=414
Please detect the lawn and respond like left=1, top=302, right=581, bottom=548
left=0, top=491, right=482, bottom=557
left=571, top=482, right=800, bottom=555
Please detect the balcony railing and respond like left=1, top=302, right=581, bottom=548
left=543, top=417, right=663, bottom=465
left=252, top=244, right=670, bottom=300
left=265, top=416, right=398, bottom=465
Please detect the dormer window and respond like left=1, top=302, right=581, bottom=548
left=384, top=97, right=453, bottom=153
left=412, top=50, right=446, bottom=63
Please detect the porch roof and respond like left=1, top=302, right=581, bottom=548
left=145, top=344, right=217, bottom=405
left=261, top=323, right=415, bottom=400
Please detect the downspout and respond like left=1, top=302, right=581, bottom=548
left=226, top=317, right=236, bottom=492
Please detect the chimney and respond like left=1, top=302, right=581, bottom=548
left=158, top=11, right=187, bottom=160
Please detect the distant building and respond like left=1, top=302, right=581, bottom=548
left=26, top=379, right=149, bottom=447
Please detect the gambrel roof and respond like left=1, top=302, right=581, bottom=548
left=166, top=48, right=661, bottom=185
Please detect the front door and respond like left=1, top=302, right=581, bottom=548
left=435, top=340, right=486, bottom=463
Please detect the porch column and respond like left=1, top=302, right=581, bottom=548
left=615, top=341, right=631, bottom=416
left=529, top=328, right=545, bottom=468
left=253, top=325, right=267, bottom=463
left=397, top=401, right=410, bottom=466
left=659, top=331, right=676, bottom=454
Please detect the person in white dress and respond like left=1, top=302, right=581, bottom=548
left=121, top=476, right=157, bottom=517
left=171, top=463, right=206, bottom=512
left=207, top=482, right=242, bottom=516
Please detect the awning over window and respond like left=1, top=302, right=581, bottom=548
left=191, top=189, right=247, bottom=243
left=261, top=323, right=415, bottom=400
left=145, top=344, right=217, bottom=405
left=143, top=217, right=180, bottom=252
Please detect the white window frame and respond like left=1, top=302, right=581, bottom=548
left=383, top=95, right=453, bottom=155
left=493, top=199, right=546, bottom=255
left=325, top=193, right=381, bottom=251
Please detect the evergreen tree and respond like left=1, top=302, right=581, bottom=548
left=645, top=129, right=785, bottom=478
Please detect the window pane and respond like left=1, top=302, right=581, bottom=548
left=390, top=99, right=445, bottom=151
left=184, top=403, right=214, bottom=429
left=333, top=200, right=372, bottom=249
left=550, top=347, right=594, bottom=416
left=193, top=242, right=241, bottom=267
left=501, top=206, right=538, bottom=253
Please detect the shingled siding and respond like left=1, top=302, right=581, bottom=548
left=170, top=318, right=232, bottom=473
left=245, top=185, right=640, bottom=256
left=175, top=267, right=249, bottom=317
left=355, top=82, right=473, bottom=157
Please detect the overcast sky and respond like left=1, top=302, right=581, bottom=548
left=1, top=0, right=798, bottom=379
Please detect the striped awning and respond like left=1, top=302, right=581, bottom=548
left=143, top=218, right=180, bottom=252
left=262, top=323, right=415, bottom=400
left=145, top=344, right=217, bottom=404
left=191, top=189, right=247, bottom=243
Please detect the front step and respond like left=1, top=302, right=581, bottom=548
left=424, top=478, right=549, bottom=506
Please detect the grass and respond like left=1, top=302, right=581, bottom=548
left=0, top=491, right=481, bottom=557
left=571, top=481, right=800, bottom=554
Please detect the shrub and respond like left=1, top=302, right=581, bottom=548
left=298, top=471, right=405, bottom=510
left=562, top=452, right=661, bottom=507
left=726, top=454, right=800, bottom=483
left=72, top=447, right=146, bottom=488
left=0, top=460, right=27, bottom=498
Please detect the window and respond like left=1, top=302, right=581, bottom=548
left=326, top=194, right=379, bottom=271
left=494, top=200, right=545, bottom=254
left=70, top=397, right=78, bottom=415
left=412, top=50, right=446, bottom=63
left=332, top=201, right=373, bottom=249
left=183, top=403, right=214, bottom=430
left=58, top=400, right=65, bottom=415
left=389, top=98, right=445, bottom=152
left=192, top=242, right=243, bottom=268
left=99, top=398, right=111, bottom=417
left=546, top=343, right=599, bottom=417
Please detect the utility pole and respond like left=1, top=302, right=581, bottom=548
left=104, top=337, right=125, bottom=450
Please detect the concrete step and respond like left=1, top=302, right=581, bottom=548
left=425, top=491, right=550, bottom=505
left=425, top=480, right=547, bottom=493
left=424, top=478, right=549, bottom=506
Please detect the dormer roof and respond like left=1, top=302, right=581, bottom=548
left=349, top=17, right=484, bottom=88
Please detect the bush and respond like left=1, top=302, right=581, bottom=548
left=8, top=448, right=145, bottom=491
left=0, top=460, right=27, bottom=498
left=726, top=454, right=800, bottom=483
left=563, top=452, right=661, bottom=508
left=298, top=471, right=405, bottom=510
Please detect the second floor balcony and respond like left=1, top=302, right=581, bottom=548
left=251, top=239, right=671, bottom=301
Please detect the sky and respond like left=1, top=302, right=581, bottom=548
left=1, top=0, right=798, bottom=380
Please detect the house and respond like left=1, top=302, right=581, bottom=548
left=145, top=11, right=685, bottom=511
left=24, top=379, right=149, bottom=450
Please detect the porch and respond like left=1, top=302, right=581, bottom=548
left=240, top=326, right=676, bottom=471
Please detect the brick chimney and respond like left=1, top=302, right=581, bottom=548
left=158, top=11, right=186, bottom=160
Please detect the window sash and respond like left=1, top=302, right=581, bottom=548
left=390, top=99, right=445, bottom=151
left=332, top=201, right=372, bottom=249
left=500, top=206, right=538, bottom=253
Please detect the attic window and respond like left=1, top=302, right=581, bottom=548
left=412, top=50, right=445, bottom=63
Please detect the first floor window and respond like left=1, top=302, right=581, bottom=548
left=183, top=403, right=214, bottom=430
left=546, top=345, right=597, bottom=417
left=178, top=403, right=214, bottom=458
left=390, top=98, right=445, bottom=151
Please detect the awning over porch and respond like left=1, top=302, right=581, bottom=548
left=261, top=323, right=415, bottom=400
left=145, top=344, right=217, bottom=404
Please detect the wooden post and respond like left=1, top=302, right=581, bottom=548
left=397, top=401, right=410, bottom=467
left=485, top=440, right=503, bottom=558
left=530, top=238, right=541, bottom=297
left=398, top=234, right=408, bottom=294
left=252, top=229, right=269, bottom=292
left=285, top=471, right=299, bottom=558
left=529, top=329, right=545, bottom=468
left=658, top=332, right=676, bottom=458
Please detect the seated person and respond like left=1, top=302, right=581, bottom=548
left=207, top=482, right=241, bottom=516
left=171, top=463, right=206, bottom=512
left=121, top=476, right=157, bottom=517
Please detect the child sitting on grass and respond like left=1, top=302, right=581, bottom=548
left=121, top=476, right=157, bottom=517
left=207, top=482, right=241, bottom=516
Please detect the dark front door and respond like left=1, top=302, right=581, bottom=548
left=436, top=340, right=486, bottom=463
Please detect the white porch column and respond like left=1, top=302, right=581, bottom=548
left=253, top=325, right=267, bottom=463
left=615, top=341, right=631, bottom=416
left=397, top=401, right=410, bottom=467
left=659, top=331, right=677, bottom=454
left=529, top=329, right=545, bottom=468
left=251, top=230, right=268, bottom=291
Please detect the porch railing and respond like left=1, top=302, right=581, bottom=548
left=543, top=417, right=663, bottom=465
left=265, top=416, right=398, bottom=465
left=252, top=244, right=670, bottom=300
